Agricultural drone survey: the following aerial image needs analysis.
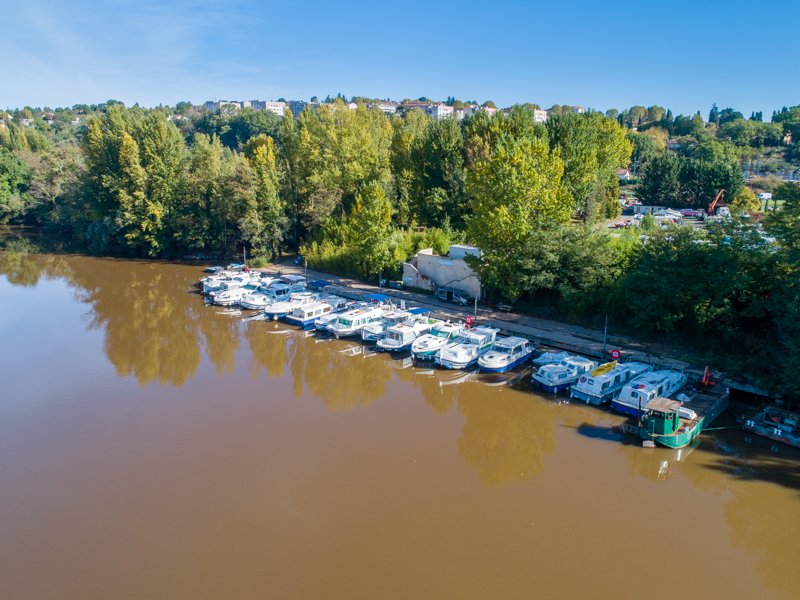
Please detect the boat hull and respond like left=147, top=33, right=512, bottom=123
left=377, top=342, right=412, bottom=353
left=610, top=401, right=642, bottom=417
left=569, top=388, right=616, bottom=405
left=435, top=355, right=478, bottom=370
left=532, top=378, right=574, bottom=394
left=284, top=316, right=316, bottom=330
left=478, top=352, right=533, bottom=373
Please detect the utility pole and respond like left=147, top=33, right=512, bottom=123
left=602, top=315, right=608, bottom=358
left=304, top=258, right=307, bottom=280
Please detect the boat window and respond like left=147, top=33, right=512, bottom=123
left=601, top=382, right=609, bottom=391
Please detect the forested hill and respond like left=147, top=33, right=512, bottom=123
left=1, top=99, right=799, bottom=398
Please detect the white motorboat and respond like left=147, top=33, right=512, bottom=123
left=477, top=336, right=534, bottom=373
left=611, top=370, right=688, bottom=417
left=435, top=326, right=499, bottom=370
left=361, top=309, right=408, bottom=342
left=532, top=355, right=597, bottom=393
left=326, top=306, right=386, bottom=338
left=569, top=361, right=653, bottom=405
left=213, top=283, right=260, bottom=307
left=377, top=314, right=440, bottom=353
left=531, top=350, right=571, bottom=366
left=264, top=292, right=318, bottom=320
left=239, top=282, right=279, bottom=310
left=285, top=302, right=336, bottom=329
left=411, top=322, right=463, bottom=361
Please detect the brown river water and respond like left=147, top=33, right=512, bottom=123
left=0, top=251, right=798, bottom=600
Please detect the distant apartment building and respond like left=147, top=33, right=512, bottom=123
left=264, top=101, right=287, bottom=116
left=287, top=100, right=307, bottom=118
left=203, top=100, right=242, bottom=113
left=571, top=105, right=585, bottom=114
left=427, top=103, right=454, bottom=120
left=373, top=101, right=400, bottom=115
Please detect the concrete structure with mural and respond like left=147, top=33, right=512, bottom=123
left=402, top=246, right=482, bottom=299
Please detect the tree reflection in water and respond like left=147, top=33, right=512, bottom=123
left=289, top=336, right=391, bottom=412
left=457, top=388, right=557, bottom=486
left=245, top=321, right=289, bottom=378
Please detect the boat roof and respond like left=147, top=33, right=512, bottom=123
left=646, top=397, right=682, bottom=413
left=295, top=301, right=331, bottom=312
left=494, top=336, right=529, bottom=349
left=307, top=279, right=331, bottom=289
left=280, top=274, right=306, bottom=283
left=363, top=292, right=389, bottom=302
left=407, top=307, right=429, bottom=315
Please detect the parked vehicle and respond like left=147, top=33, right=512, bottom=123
left=436, top=286, right=471, bottom=306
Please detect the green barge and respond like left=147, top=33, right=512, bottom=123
left=623, top=388, right=729, bottom=449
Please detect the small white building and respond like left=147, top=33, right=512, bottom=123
left=264, top=101, right=287, bottom=117
left=374, top=101, right=399, bottom=115
left=427, top=104, right=455, bottom=120
left=534, top=108, right=549, bottom=123
left=402, top=246, right=482, bottom=300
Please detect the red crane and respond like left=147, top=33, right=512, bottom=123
left=707, top=189, right=726, bottom=217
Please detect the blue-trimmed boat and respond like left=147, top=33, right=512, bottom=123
left=610, top=370, right=688, bottom=416
left=569, top=361, right=652, bottom=405
left=532, top=355, right=597, bottom=393
left=478, top=336, right=534, bottom=373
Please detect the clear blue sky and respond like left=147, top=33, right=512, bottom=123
left=3, top=0, right=798, bottom=118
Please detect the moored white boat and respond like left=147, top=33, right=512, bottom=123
left=569, top=361, right=653, bottom=405
left=326, top=306, right=386, bottom=338
left=285, top=301, right=336, bottom=329
left=532, top=355, right=597, bottom=393
left=611, top=370, right=688, bottom=416
left=213, top=283, right=260, bottom=306
left=360, top=309, right=408, bottom=341
left=377, top=314, right=440, bottom=353
left=477, top=336, right=534, bottom=373
left=264, top=291, right=318, bottom=320
left=532, top=350, right=571, bottom=366
left=435, top=327, right=498, bottom=370
left=411, top=322, right=463, bottom=361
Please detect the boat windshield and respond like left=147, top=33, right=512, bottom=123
left=388, top=331, right=404, bottom=342
left=339, top=319, right=353, bottom=327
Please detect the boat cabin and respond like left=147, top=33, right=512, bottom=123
left=641, top=398, right=683, bottom=436
left=491, top=336, right=531, bottom=357
left=291, top=302, right=332, bottom=321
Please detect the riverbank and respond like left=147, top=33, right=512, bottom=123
left=257, top=259, right=713, bottom=381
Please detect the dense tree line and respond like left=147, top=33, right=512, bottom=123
left=1, top=99, right=799, bottom=397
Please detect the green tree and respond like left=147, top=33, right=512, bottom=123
left=637, top=152, right=680, bottom=206
left=547, top=112, right=631, bottom=221
left=346, top=182, right=393, bottom=277
left=466, top=136, right=566, bottom=300
left=244, top=135, right=287, bottom=259
left=0, top=147, right=31, bottom=222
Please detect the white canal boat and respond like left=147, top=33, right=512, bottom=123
left=435, top=327, right=499, bottom=370
left=477, top=336, right=535, bottom=373
left=610, top=370, right=688, bottom=417
left=532, top=355, right=597, bottom=394
left=377, top=314, right=440, bottom=353
left=264, top=292, right=318, bottom=320
left=569, top=361, right=653, bottom=405
left=411, top=322, right=463, bottom=361
left=360, top=309, right=410, bottom=341
left=327, top=306, right=386, bottom=339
